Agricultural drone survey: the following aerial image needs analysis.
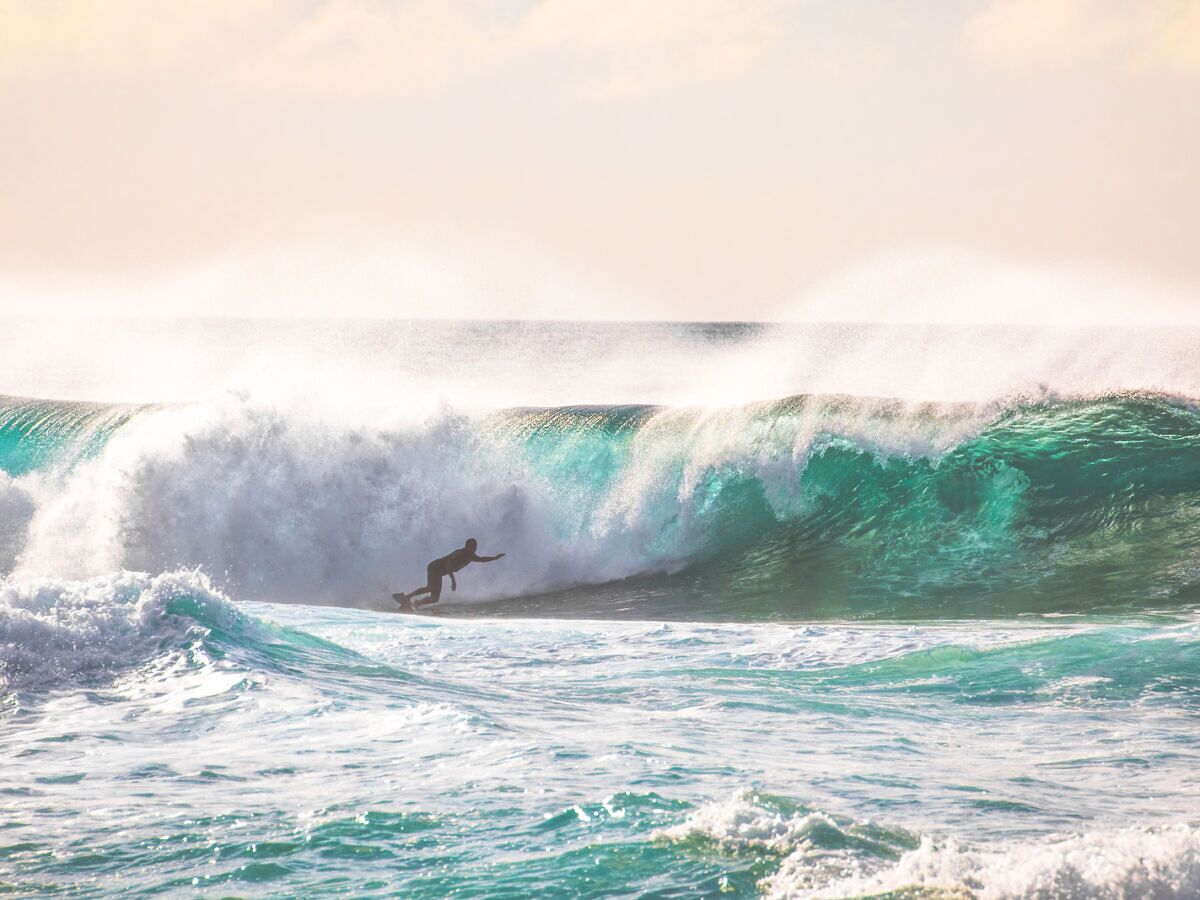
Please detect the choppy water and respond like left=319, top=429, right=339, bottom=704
left=3, top=320, right=1200, bottom=897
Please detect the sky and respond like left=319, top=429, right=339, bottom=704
left=0, top=0, right=1198, bottom=322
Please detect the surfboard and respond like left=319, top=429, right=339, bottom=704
left=391, top=593, right=444, bottom=615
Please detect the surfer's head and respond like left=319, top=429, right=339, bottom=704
left=465, top=538, right=478, bottom=552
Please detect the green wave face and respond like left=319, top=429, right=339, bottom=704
left=0, top=395, right=142, bottom=477
left=492, top=395, right=1200, bottom=619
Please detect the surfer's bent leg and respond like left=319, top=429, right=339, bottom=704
left=413, top=563, right=444, bottom=608
left=413, top=576, right=442, bottom=608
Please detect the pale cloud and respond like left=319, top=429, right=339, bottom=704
left=226, top=0, right=509, bottom=98
left=1149, top=0, right=1200, bottom=70
left=4, top=1, right=1196, bottom=99
left=516, top=0, right=784, bottom=98
left=0, top=0, right=790, bottom=98
left=230, top=0, right=792, bottom=99
left=0, top=0, right=280, bottom=74
left=2, top=1, right=1198, bottom=320
left=966, top=0, right=1200, bottom=72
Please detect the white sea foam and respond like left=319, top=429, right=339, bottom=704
left=10, top=387, right=1000, bottom=607
left=656, top=789, right=907, bottom=892
left=0, top=569, right=234, bottom=694
left=0, top=472, right=34, bottom=572
left=795, top=823, right=1200, bottom=899
left=14, top=393, right=608, bottom=605
left=656, top=789, right=847, bottom=854
left=660, top=789, right=1200, bottom=899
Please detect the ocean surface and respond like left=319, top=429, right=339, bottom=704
left=2, top=319, right=1199, bottom=897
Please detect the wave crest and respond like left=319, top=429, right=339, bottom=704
left=790, top=822, right=1200, bottom=899
left=659, top=789, right=1200, bottom=899
left=0, top=569, right=237, bottom=695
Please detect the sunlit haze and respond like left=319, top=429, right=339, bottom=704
left=2, top=0, right=1198, bottom=321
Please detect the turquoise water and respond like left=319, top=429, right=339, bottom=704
left=3, top=322, right=1200, bottom=897
left=4, top=586, right=1198, bottom=896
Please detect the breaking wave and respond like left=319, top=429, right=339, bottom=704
left=0, top=570, right=240, bottom=696
left=3, top=389, right=1200, bottom=617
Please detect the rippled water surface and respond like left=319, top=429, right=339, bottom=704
left=4, top=587, right=1198, bottom=897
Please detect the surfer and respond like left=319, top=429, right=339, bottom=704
left=393, top=539, right=505, bottom=611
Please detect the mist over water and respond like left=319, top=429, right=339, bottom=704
left=3, top=318, right=1200, bottom=897
left=3, top=317, right=1200, bottom=405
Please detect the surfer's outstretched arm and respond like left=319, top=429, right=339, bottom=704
left=472, top=552, right=505, bottom=563
left=449, top=572, right=457, bottom=591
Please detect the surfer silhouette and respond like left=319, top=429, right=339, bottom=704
left=393, top=539, right=505, bottom=612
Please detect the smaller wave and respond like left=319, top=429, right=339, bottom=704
left=655, top=788, right=917, bottom=893
left=0, top=569, right=240, bottom=697
left=801, top=822, right=1200, bottom=900
left=658, top=789, right=1200, bottom=899
left=805, top=622, right=1200, bottom=709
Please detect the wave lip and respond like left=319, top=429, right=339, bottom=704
left=0, top=394, right=142, bottom=477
